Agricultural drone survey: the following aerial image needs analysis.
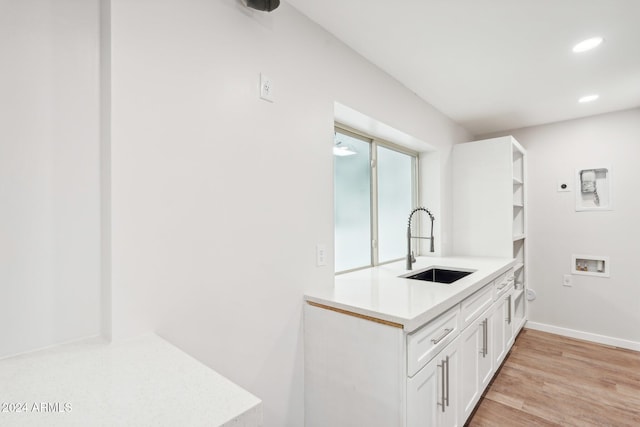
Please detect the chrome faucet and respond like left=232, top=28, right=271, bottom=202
left=406, top=207, right=435, bottom=270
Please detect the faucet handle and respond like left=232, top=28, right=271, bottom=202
left=411, top=251, right=416, bottom=263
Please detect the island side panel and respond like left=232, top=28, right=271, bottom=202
left=304, top=303, right=405, bottom=427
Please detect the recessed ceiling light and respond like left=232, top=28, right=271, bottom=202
left=578, top=94, right=599, bottom=103
left=572, top=37, right=604, bottom=53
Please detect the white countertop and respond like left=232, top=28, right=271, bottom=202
left=305, top=256, right=515, bottom=333
left=0, top=335, right=262, bottom=427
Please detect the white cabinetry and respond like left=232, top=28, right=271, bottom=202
left=407, top=306, right=459, bottom=377
left=304, top=266, right=519, bottom=426
left=491, top=288, right=514, bottom=366
left=407, top=337, right=460, bottom=427
left=459, top=307, right=491, bottom=421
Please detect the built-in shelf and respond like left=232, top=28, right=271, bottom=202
left=453, top=136, right=526, bottom=302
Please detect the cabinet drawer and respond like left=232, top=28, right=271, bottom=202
left=407, top=306, right=459, bottom=377
left=495, top=268, right=515, bottom=299
left=460, top=283, right=494, bottom=330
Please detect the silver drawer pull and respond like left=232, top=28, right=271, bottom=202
left=431, top=328, right=454, bottom=344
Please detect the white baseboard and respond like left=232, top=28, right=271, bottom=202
left=525, top=321, right=640, bottom=352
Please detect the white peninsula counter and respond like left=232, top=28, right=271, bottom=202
left=305, top=256, right=516, bottom=332
left=0, top=335, right=262, bottom=427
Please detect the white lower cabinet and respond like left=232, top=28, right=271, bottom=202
left=407, top=336, right=460, bottom=427
left=459, top=308, right=492, bottom=421
left=491, top=289, right=514, bottom=367
left=512, top=289, right=526, bottom=336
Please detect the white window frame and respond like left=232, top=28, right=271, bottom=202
left=334, top=124, right=419, bottom=274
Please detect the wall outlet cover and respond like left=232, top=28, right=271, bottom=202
left=259, top=73, right=274, bottom=102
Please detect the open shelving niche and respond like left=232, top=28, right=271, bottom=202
left=512, top=141, right=527, bottom=329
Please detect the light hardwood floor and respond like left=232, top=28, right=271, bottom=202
left=466, top=328, right=640, bottom=426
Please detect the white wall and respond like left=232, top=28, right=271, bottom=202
left=0, top=0, right=101, bottom=357
left=107, top=1, right=470, bottom=425
left=483, top=108, right=640, bottom=349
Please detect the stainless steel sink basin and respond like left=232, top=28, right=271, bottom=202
left=402, top=268, right=474, bottom=284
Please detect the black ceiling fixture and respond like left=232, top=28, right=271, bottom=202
left=244, top=0, right=280, bottom=12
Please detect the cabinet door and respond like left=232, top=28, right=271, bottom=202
left=512, top=290, right=526, bottom=332
left=407, top=356, right=439, bottom=427
left=478, top=314, right=493, bottom=392
left=441, top=338, right=460, bottom=427
left=459, top=320, right=481, bottom=421
left=504, top=292, right=515, bottom=349
left=407, top=337, right=460, bottom=427
left=490, top=297, right=507, bottom=366
left=459, top=313, right=492, bottom=422
left=491, top=290, right=515, bottom=367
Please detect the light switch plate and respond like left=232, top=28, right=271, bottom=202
left=316, top=244, right=327, bottom=266
left=563, top=274, right=572, bottom=287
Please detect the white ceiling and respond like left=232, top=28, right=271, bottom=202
left=286, top=0, right=640, bottom=135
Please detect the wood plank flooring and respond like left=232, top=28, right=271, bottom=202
left=466, top=328, right=640, bottom=426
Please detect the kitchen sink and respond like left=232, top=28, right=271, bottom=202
left=402, top=268, right=474, bottom=284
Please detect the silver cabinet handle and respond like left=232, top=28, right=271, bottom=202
left=507, top=295, right=512, bottom=325
left=431, top=328, right=453, bottom=344
left=478, top=320, right=486, bottom=357
left=497, top=281, right=509, bottom=290
left=482, top=318, right=488, bottom=357
left=437, top=359, right=446, bottom=412
left=445, top=355, right=450, bottom=407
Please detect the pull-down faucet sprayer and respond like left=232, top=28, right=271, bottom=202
left=406, top=207, right=435, bottom=270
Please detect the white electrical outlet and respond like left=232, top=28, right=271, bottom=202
left=259, top=73, right=273, bottom=102
left=563, top=274, right=572, bottom=287
left=316, top=244, right=327, bottom=267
